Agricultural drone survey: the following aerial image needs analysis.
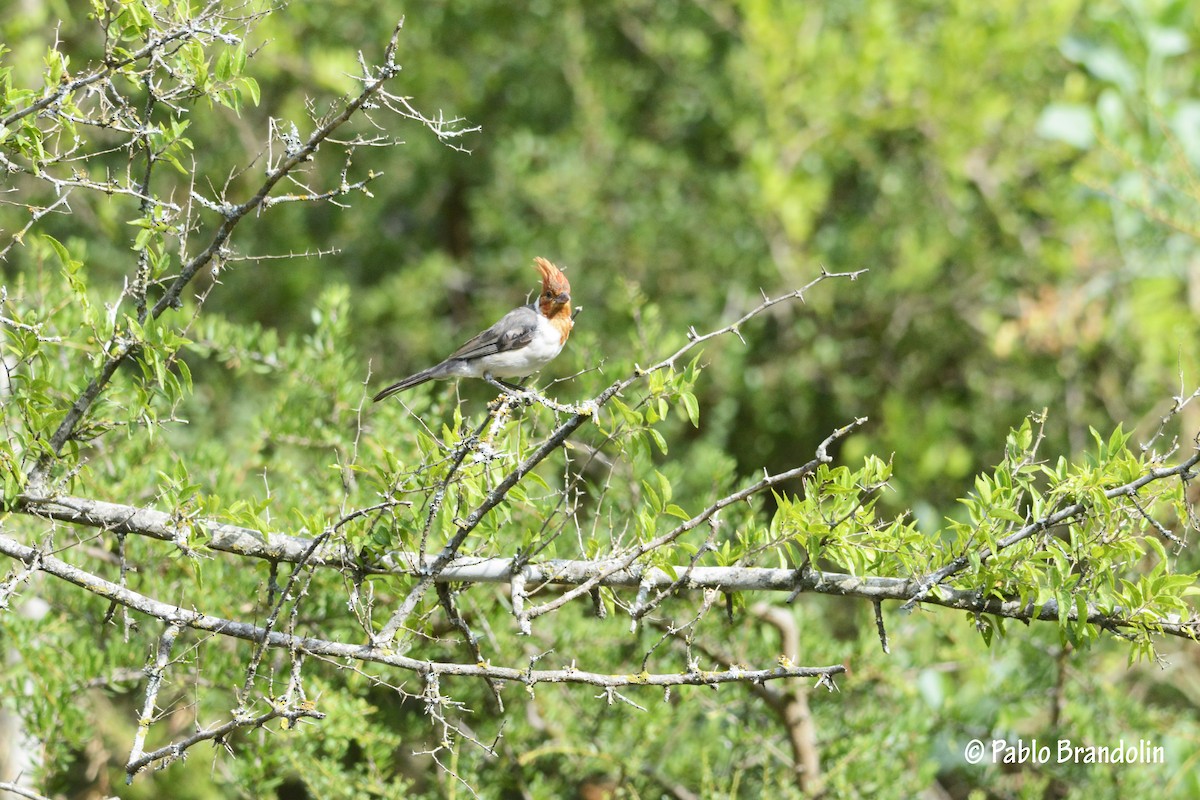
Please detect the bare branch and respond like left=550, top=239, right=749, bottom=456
left=125, top=704, right=326, bottom=781
left=15, top=484, right=1200, bottom=640
left=125, top=623, right=181, bottom=774
left=0, top=532, right=848, bottom=689
left=0, top=781, right=53, bottom=800
left=0, top=194, right=73, bottom=263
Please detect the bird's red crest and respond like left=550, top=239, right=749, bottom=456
left=533, top=257, right=573, bottom=342
left=533, top=257, right=571, bottom=298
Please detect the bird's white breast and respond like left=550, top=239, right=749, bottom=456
left=469, top=314, right=564, bottom=378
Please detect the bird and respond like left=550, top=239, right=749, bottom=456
left=373, top=257, right=574, bottom=401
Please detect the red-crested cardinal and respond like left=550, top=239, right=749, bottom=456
left=373, top=257, right=574, bottom=401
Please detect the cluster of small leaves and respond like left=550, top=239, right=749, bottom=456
left=941, top=416, right=1196, bottom=652
left=1, top=240, right=92, bottom=488
left=603, top=355, right=703, bottom=458
left=768, top=456, right=923, bottom=574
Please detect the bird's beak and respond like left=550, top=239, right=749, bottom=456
left=553, top=291, right=570, bottom=304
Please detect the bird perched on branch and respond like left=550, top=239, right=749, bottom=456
left=373, top=257, right=574, bottom=401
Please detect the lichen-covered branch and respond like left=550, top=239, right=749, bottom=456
left=16, top=475, right=1200, bottom=641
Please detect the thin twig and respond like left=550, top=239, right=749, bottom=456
left=126, top=622, right=181, bottom=773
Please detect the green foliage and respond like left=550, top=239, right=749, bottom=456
left=2, top=1, right=1200, bottom=798
left=770, top=456, right=923, bottom=576
left=943, top=417, right=1196, bottom=651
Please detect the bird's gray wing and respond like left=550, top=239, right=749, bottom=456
left=447, top=304, right=538, bottom=361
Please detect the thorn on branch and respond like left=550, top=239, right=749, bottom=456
left=816, top=672, right=840, bottom=692
left=873, top=600, right=890, bottom=655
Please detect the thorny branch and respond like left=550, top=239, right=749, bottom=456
left=0, top=194, right=73, bottom=263
left=125, top=704, right=326, bottom=781
left=125, top=622, right=181, bottom=777
left=437, top=582, right=505, bottom=710
left=523, top=416, right=868, bottom=624
left=0, top=533, right=847, bottom=690
left=0, top=1, right=236, bottom=129
left=14, top=437, right=1200, bottom=640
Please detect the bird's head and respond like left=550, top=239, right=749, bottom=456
left=533, top=257, right=571, bottom=315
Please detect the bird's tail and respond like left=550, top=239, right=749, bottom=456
left=372, top=368, right=438, bottom=402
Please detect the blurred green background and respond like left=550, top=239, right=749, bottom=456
left=4, top=0, right=1200, bottom=797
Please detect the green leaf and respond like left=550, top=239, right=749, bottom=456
left=665, top=504, right=690, bottom=521
left=240, top=76, right=261, bottom=106
left=991, top=506, right=1024, bottom=524
left=680, top=391, right=700, bottom=427
left=641, top=480, right=662, bottom=514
